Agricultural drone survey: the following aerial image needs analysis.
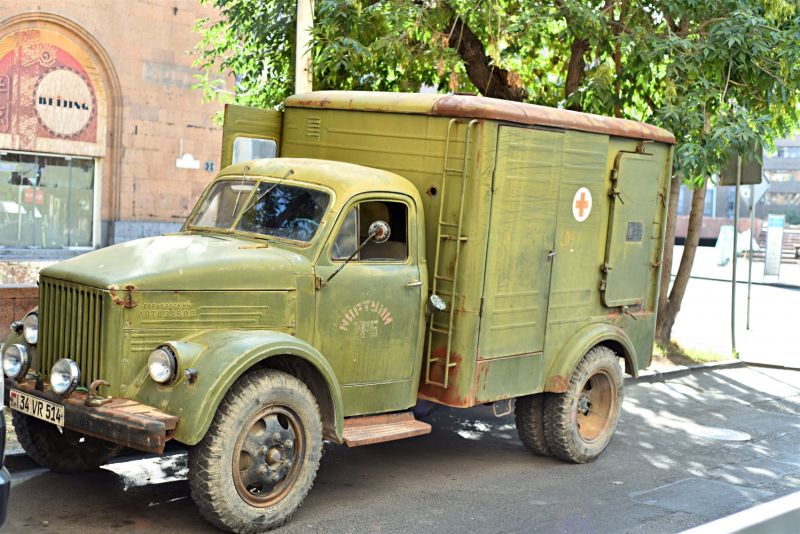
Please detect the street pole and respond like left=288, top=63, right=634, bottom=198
left=731, top=155, right=741, bottom=356
left=747, top=183, right=755, bottom=330
left=295, top=0, right=314, bottom=94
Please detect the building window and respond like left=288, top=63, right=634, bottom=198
left=764, top=170, right=799, bottom=182
left=0, top=151, right=94, bottom=249
left=777, top=147, right=800, bottom=158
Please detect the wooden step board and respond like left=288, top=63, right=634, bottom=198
left=342, top=412, right=431, bottom=447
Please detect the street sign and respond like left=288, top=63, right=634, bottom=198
left=719, top=146, right=763, bottom=185
left=764, top=214, right=785, bottom=278
left=739, top=177, right=771, bottom=210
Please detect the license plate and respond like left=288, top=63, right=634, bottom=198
left=9, top=390, right=64, bottom=427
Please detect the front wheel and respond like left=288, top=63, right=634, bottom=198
left=12, top=410, right=119, bottom=473
left=188, top=368, right=323, bottom=533
left=543, top=346, right=624, bottom=464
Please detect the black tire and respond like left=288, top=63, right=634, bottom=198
left=12, top=410, right=119, bottom=473
left=543, top=346, right=623, bottom=464
left=188, top=369, right=323, bottom=534
left=514, top=394, right=552, bottom=456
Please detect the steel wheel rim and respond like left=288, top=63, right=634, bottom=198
left=574, top=369, right=615, bottom=444
left=232, top=405, right=304, bottom=507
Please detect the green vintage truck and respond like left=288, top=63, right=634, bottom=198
left=3, top=92, right=674, bottom=533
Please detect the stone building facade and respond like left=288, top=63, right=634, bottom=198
left=0, top=1, right=227, bottom=254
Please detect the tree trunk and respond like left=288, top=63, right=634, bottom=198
left=655, top=176, right=707, bottom=345
left=565, top=37, right=590, bottom=111
left=444, top=13, right=527, bottom=101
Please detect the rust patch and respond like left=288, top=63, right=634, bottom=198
left=108, top=284, right=138, bottom=308
left=425, top=186, right=438, bottom=197
left=545, top=374, right=570, bottom=393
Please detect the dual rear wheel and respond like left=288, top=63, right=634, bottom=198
left=515, top=345, right=624, bottom=463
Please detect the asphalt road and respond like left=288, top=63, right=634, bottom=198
left=3, top=366, right=800, bottom=534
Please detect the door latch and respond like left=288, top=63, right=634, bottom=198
left=547, top=251, right=556, bottom=262
left=609, top=188, right=625, bottom=204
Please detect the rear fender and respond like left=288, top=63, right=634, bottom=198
left=133, top=330, right=343, bottom=445
left=543, top=324, right=637, bottom=393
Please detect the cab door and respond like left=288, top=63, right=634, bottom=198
left=220, top=104, right=283, bottom=169
left=314, top=194, right=425, bottom=416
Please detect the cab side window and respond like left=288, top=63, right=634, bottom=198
left=331, top=201, right=408, bottom=261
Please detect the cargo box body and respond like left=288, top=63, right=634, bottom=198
left=229, top=92, right=675, bottom=409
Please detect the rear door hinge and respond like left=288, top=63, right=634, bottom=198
left=610, top=169, right=618, bottom=180
left=599, top=279, right=607, bottom=291
left=315, top=276, right=327, bottom=290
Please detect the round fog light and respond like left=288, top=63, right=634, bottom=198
left=3, top=344, right=29, bottom=379
left=23, top=312, right=38, bottom=344
left=149, top=346, right=177, bottom=384
left=51, top=359, right=80, bottom=395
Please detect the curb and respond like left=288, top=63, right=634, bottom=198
left=625, top=360, right=746, bottom=385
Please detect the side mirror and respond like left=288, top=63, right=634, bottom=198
left=319, top=220, right=393, bottom=290
left=368, top=221, right=391, bottom=243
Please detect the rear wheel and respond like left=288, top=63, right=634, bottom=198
left=514, top=393, right=552, bottom=456
left=189, top=368, right=322, bottom=533
left=12, top=410, right=119, bottom=473
left=543, top=346, right=623, bottom=464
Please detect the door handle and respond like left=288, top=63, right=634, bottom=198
left=547, top=251, right=556, bottom=262
left=407, top=281, right=423, bottom=287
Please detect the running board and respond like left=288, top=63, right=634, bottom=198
left=342, top=412, right=431, bottom=447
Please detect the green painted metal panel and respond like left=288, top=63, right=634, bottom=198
left=339, top=380, right=415, bottom=417
left=313, top=193, right=425, bottom=415
left=602, top=153, right=661, bottom=307
left=474, top=352, right=542, bottom=403
left=478, top=126, right=563, bottom=359
left=540, top=131, right=610, bottom=385
left=220, top=104, right=283, bottom=169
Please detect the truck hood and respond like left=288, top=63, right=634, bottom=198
left=40, top=234, right=307, bottom=291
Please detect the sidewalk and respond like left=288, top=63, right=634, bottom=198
left=669, top=245, right=800, bottom=370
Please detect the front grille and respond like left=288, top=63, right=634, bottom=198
left=39, top=277, right=104, bottom=388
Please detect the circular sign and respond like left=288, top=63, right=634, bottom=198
left=572, top=187, right=592, bottom=222
left=34, top=68, right=95, bottom=138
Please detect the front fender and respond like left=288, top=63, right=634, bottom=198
left=133, top=330, right=343, bottom=445
left=543, top=323, right=637, bottom=393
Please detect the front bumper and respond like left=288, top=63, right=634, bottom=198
left=4, top=378, right=179, bottom=454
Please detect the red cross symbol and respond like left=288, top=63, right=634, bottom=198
left=574, top=192, right=590, bottom=218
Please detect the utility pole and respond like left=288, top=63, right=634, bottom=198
left=747, top=183, right=755, bottom=330
left=295, top=0, right=314, bottom=94
left=731, top=155, right=741, bottom=356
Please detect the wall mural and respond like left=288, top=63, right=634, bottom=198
left=0, top=28, right=107, bottom=157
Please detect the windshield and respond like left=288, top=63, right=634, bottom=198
left=188, top=179, right=331, bottom=243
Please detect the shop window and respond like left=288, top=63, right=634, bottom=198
left=0, top=152, right=94, bottom=249
left=332, top=201, right=408, bottom=261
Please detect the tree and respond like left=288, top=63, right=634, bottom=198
left=194, top=0, right=800, bottom=348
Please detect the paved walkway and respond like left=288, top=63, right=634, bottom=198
left=670, top=246, right=800, bottom=370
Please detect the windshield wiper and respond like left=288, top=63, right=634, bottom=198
left=238, top=168, right=295, bottom=221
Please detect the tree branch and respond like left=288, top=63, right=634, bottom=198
left=443, top=5, right=526, bottom=101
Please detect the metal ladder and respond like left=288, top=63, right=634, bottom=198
left=425, top=119, right=478, bottom=388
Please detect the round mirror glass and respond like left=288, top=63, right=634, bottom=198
left=369, top=220, right=391, bottom=243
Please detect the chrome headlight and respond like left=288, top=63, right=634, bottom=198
left=3, top=344, right=29, bottom=379
left=23, top=312, right=38, bottom=344
left=51, top=359, right=80, bottom=395
left=149, top=346, right=177, bottom=384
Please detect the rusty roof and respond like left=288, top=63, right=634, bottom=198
left=285, top=91, right=676, bottom=145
